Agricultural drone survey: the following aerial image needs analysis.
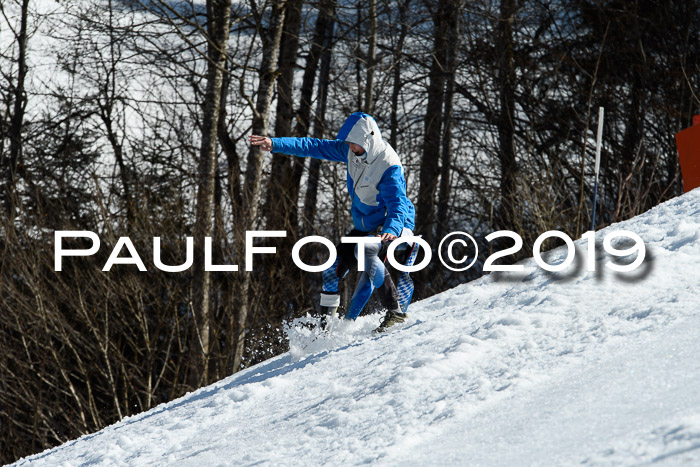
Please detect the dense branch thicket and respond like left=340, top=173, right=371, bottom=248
left=1, top=0, right=698, bottom=462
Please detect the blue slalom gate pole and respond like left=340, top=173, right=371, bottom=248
left=591, top=178, right=599, bottom=232
left=591, top=107, right=604, bottom=232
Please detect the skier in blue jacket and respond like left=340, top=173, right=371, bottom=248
left=249, top=112, right=417, bottom=332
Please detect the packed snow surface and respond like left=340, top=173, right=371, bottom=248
left=14, top=189, right=700, bottom=466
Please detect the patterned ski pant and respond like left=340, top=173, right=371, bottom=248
left=320, top=228, right=419, bottom=319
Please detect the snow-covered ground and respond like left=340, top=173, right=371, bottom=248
left=13, top=189, right=700, bottom=466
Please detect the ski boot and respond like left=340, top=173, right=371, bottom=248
left=374, top=308, right=406, bottom=333
left=318, top=292, right=340, bottom=330
left=318, top=305, right=338, bottom=330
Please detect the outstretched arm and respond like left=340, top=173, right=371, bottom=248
left=249, top=135, right=348, bottom=163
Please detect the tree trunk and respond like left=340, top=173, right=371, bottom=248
left=190, top=0, right=232, bottom=388
left=218, top=69, right=242, bottom=209
left=417, top=0, right=449, bottom=247
left=436, top=4, right=460, bottom=240
left=290, top=0, right=336, bottom=229
left=302, top=7, right=335, bottom=235
left=231, top=0, right=286, bottom=372
left=390, top=2, right=409, bottom=149
left=495, top=0, right=518, bottom=231
left=364, top=0, right=377, bottom=114
left=415, top=0, right=450, bottom=297
left=355, top=6, right=364, bottom=110
left=4, top=0, right=30, bottom=217
left=294, top=0, right=335, bottom=139
left=104, top=0, right=134, bottom=227
left=264, top=0, right=303, bottom=232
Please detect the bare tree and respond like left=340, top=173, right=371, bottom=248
left=436, top=1, right=461, bottom=240
left=190, top=0, right=233, bottom=387
left=230, top=0, right=287, bottom=372
left=494, top=0, right=518, bottom=231
left=1, top=0, right=30, bottom=217
left=363, top=0, right=377, bottom=113
left=302, top=5, right=336, bottom=234
left=389, top=0, right=411, bottom=149
left=264, top=0, right=303, bottom=233
left=415, top=0, right=450, bottom=295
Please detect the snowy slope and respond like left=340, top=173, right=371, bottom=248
left=13, top=189, right=700, bottom=466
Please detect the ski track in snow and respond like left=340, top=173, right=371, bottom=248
left=12, top=189, right=700, bottom=467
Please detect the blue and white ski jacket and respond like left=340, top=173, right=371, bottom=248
left=270, top=112, right=415, bottom=237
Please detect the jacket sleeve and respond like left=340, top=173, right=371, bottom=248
left=271, top=137, right=348, bottom=163
left=377, top=165, right=414, bottom=237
